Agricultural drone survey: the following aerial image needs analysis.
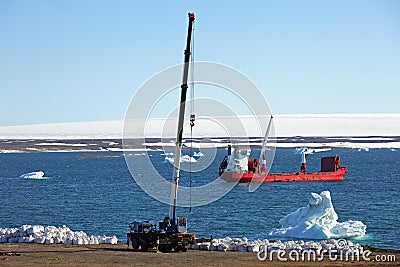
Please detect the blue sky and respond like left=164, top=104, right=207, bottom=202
left=0, top=0, right=399, bottom=126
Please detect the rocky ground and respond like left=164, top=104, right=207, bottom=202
left=0, top=243, right=398, bottom=267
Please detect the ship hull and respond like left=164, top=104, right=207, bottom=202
left=220, top=167, right=347, bottom=183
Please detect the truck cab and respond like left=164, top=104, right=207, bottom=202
left=129, top=220, right=156, bottom=233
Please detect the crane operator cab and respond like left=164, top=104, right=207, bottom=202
left=159, top=216, right=188, bottom=233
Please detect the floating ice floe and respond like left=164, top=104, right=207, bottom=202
left=193, top=151, right=204, bottom=157
left=268, top=191, right=366, bottom=239
left=160, top=152, right=174, bottom=156
left=20, top=171, right=46, bottom=179
left=165, top=155, right=197, bottom=163
left=0, top=225, right=118, bottom=245
left=294, top=147, right=331, bottom=154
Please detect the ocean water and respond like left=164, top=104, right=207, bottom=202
left=0, top=148, right=399, bottom=249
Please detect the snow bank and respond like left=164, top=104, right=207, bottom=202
left=268, top=191, right=366, bottom=239
left=20, top=171, right=45, bottom=179
left=0, top=225, right=118, bottom=245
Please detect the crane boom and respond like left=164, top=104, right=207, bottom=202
left=169, top=12, right=195, bottom=225
left=127, top=13, right=203, bottom=253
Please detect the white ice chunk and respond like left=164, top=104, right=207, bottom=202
left=109, top=236, right=118, bottom=244
left=193, top=151, right=204, bottom=157
left=268, top=191, right=366, bottom=239
left=0, top=224, right=118, bottom=245
left=20, top=171, right=45, bottom=179
left=165, top=154, right=197, bottom=163
left=27, top=225, right=44, bottom=235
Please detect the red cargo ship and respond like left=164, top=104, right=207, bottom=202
left=219, top=116, right=347, bottom=183
left=219, top=149, right=346, bottom=183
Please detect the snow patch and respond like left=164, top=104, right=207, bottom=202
left=35, top=142, right=87, bottom=147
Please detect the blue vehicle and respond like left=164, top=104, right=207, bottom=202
left=127, top=216, right=195, bottom=252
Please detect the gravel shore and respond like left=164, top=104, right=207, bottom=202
left=0, top=243, right=398, bottom=266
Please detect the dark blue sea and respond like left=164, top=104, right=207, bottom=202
left=0, top=148, right=399, bottom=249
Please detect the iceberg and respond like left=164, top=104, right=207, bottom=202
left=268, top=191, right=366, bottom=239
left=20, top=171, right=45, bottom=179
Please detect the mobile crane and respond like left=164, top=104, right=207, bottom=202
left=127, top=12, right=198, bottom=253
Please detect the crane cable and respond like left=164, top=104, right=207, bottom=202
left=189, top=22, right=195, bottom=213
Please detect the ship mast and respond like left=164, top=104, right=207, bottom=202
left=169, top=13, right=195, bottom=225
left=260, top=115, right=273, bottom=173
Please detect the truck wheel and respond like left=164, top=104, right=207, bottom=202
left=158, top=244, right=172, bottom=253
left=140, top=239, right=148, bottom=252
left=133, top=239, right=140, bottom=250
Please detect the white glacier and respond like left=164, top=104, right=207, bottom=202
left=0, top=114, right=399, bottom=140
left=268, top=191, right=366, bottom=239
